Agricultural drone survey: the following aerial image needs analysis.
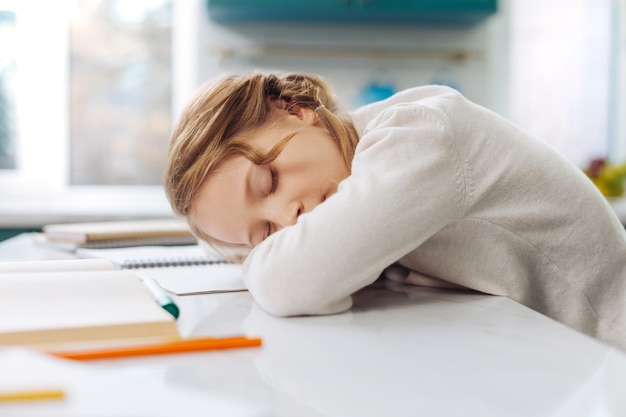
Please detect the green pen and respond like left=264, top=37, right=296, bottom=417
left=142, top=278, right=180, bottom=319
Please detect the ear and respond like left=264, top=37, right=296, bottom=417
left=271, top=99, right=318, bottom=125
left=289, top=105, right=318, bottom=126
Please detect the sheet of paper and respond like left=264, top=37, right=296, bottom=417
left=76, top=245, right=246, bottom=295
left=133, top=263, right=246, bottom=296
left=0, top=258, right=115, bottom=273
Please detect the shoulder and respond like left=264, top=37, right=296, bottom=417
left=349, top=85, right=465, bottom=137
left=347, top=85, right=468, bottom=161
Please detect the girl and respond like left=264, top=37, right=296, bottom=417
left=165, top=72, right=626, bottom=351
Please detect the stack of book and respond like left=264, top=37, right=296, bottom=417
left=38, top=218, right=198, bottom=250
left=0, top=219, right=249, bottom=351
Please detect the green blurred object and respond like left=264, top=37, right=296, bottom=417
left=0, top=228, right=41, bottom=242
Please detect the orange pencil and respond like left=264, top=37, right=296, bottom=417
left=49, top=336, right=262, bottom=361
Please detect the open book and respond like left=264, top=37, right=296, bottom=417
left=0, top=259, right=180, bottom=348
left=40, top=218, right=198, bottom=250
left=75, top=245, right=246, bottom=296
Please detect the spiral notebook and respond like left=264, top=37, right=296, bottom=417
left=75, top=245, right=246, bottom=296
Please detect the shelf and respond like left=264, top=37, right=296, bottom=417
left=208, top=44, right=485, bottom=62
left=206, top=0, right=498, bottom=26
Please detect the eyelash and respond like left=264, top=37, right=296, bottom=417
left=264, top=223, right=273, bottom=241
left=264, top=167, right=278, bottom=240
left=269, top=167, right=278, bottom=195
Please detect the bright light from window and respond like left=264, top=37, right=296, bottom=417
left=0, top=6, right=15, bottom=170
left=69, top=0, right=172, bottom=185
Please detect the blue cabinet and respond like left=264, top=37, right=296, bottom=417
left=206, top=0, right=497, bottom=25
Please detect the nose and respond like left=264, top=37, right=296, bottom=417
left=266, top=199, right=303, bottom=231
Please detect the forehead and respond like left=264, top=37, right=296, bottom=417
left=238, top=118, right=288, bottom=149
left=191, top=155, right=251, bottom=246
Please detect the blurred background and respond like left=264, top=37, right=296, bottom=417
left=0, top=0, right=624, bottom=238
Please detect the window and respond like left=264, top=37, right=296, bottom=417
left=0, top=0, right=187, bottom=218
left=70, top=0, right=171, bottom=185
left=0, top=8, right=15, bottom=170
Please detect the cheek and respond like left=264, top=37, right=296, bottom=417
left=191, top=176, right=249, bottom=245
left=192, top=205, right=246, bottom=245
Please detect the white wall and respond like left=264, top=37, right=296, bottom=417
left=615, top=0, right=626, bottom=162
left=175, top=0, right=510, bottom=118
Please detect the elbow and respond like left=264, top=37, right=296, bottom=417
left=256, top=297, right=305, bottom=318
left=246, top=275, right=353, bottom=317
left=254, top=286, right=353, bottom=317
left=242, top=249, right=353, bottom=317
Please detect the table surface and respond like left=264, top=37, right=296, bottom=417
left=1, top=233, right=626, bottom=417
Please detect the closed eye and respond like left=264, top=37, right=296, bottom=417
left=264, top=222, right=275, bottom=241
left=261, top=167, right=277, bottom=242
left=269, top=167, right=278, bottom=195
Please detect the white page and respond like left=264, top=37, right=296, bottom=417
left=0, top=270, right=178, bottom=346
left=0, top=259, right=115, bottom=273
left=133, top=263, right=246, bottom=296
left=76, top=245, right=246, bottom=295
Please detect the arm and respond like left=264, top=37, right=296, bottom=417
left=243, top=102, right=467, bottom=316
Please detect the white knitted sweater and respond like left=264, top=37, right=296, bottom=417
left=243, top=85, right=626, bottom=351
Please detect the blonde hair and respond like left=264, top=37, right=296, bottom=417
left=164, top=72, right=358, bottom=262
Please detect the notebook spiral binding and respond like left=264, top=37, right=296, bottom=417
left=121, top=256, right=230, bottom=269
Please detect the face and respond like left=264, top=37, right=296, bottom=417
left=191, top=106, right=350, bottom=248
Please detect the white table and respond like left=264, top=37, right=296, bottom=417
left=1, top=234, right=626, bottom=417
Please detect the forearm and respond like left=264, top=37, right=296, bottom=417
left=243, top=104, right=466, bottom=316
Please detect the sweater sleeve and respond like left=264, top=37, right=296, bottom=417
left=242, top=100, right=467, bottom=316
